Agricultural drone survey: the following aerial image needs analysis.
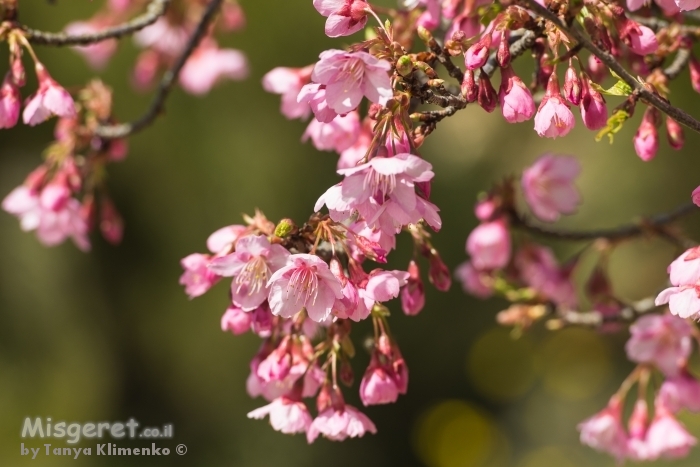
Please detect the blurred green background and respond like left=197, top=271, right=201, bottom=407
left=3, top=1, right=700, bottom=466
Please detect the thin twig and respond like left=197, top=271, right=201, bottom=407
left=482, top=29, right=539, bottom=78
left=663, top=48, right=691, bottom=80
left=521, top=0, right=700, bottom=134
left=95, top=0, right=223, bottom=139
left=509, top=202, right=696, bottom=242
left=22, top=0, right=170, bottom=46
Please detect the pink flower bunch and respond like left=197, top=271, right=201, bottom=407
left=515, top=244, right=578, bottom=307
left=625, top=313, right=693, bottom=376
left=132, top=3, right=248, bottom=94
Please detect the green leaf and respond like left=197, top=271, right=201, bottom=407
left=595, top=110, right=630, bottom=143
left=590, top=79, right=633, bottom=97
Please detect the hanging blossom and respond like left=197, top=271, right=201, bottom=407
left=521, top=154, right=581, bottom=222
left=656, top=247, right=700, bottom=319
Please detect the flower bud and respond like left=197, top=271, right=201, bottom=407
left=563, top=65, right=582, bottom=105
left=461, top=69, right=478, bottom=102
left=396, top=55, right=413, bottom=78
left=274, top=218, right=296, bottom=238
left=666, top=117, right=684, bottom=150
left=465, top=34, right=492, bottom=70
left=100, top=197, right=124, bottom=245
left=634, top=107, right=659, bottom=162
left=428, top=253, right=451, bottom=291
left=401, top=260, right=425, bottom=316
left=497, top=30, right=510, bottom=67
left=477, top=74, right=498, bottom=113
left=690, top=56, right=700, bottom=94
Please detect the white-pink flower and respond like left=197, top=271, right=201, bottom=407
left=65, top=21, right=118, bottom=70
left=359, top=364, right=400, bottom=405
left=297, top=83, right=337, bottom=123
left=248, top=397, right=312, bottom=434
left=179, top=253, right=219, bottom=298
left=134, top=18, right=188, bottom=56
left=658, top=372, right=700, bottom=413
left=625, top=313, right=693, bottom=376
left=466, top=220, right=511, bottom=270
left=455, top=261, right=493, bottom=298
left=578, top=397, right=629, bottom=462
left=313, top=0, right=369, bottom=37
left=656, top=247, right=700, bottom=319
left=312, top=49, right=392, bottom=114
left=2, top=185, right=89, bottom=251
left=302, top=111, right=360, bottom=153
left=262, top=66, right=313, bottom=120
left=267, top=254, right=343, bottom=322
left=645, top=405, right=696, bottom=459
left=677, top=0, right=700, bottom=11
left=521, top=154, right=581, bottom=222
left=23, top=64, right=76, bottom=126
left=534, top=72, right=575, bottom=138
left=306, top=405, right=377, bottom=443
left=315, top=153, right=440, bottom=236
left=209, top=235, right=290, bottom=311
left=179, top=42, right=248, bottom=95
left=221, top=305, right=252, bottom=335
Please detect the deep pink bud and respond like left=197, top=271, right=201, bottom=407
left=465, top=34, right=492, bottom=70
left=461, top=69, right=478, bottom=102
left=579, top=73, right=608, bottom=131
left=666, top=117, right=684, bottom=150
left=100, top=198, right=124, bottom=245
left=400, top=260, right=425, bottom=315
left=617, top=17, right=658, bottom=55
left=497, top=30, right=510, bottom=67
left=499, top=66, right=535, bottom=123
left=690, top=56, right=700, bottom=94
left=428, top=253, right=451, bottom=291
left=634, top=108, right=659, bottom=162
left=359, top=364, right=399, bottom=405
left=0, top=73, right=20, bottom=129
left=563, top=65, right=582, bottom=105
left=477, top=74, right=497, bottom=113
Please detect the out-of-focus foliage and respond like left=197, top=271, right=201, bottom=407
left=2, top=1, right=700, bottom=466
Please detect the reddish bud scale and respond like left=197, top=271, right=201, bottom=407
left=477, top=74, right=498, bottom=113
left=461, top=69, right=478, bottom=102
left=497, top=31, right=510, bottom=68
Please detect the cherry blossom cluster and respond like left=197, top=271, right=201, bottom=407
left=179, top=206, right=446, bottom=441
left=3, top=80, right=127, bottom=249
left=1, top=0, right=248, bottom=248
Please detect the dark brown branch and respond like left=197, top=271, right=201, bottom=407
left=426, top=37, right=464, bottom=83
left=95, top=0, right=222, bottom=139
left=521, top=0, right=700, bottom=134
left=663, top=48, right=691, bottom=81
left=509, top=202, right=696, bottom=242
left=22, top=0, right=170, bottom=46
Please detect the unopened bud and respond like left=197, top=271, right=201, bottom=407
left=396, top=55, right=413, bottom=78
left=417, top=25, right=433, bottom=43
left=274, top=218, right=296, bottom=238
left=339, top=360, right=354, bottom=387
left=497, top=31, right=510, bottom=68
left=563, top=65, right=581, bottom=105
left=461, top=69, right=478, bottom=102
left=477, top=74, right=497, bottom=113
left=428, top=253, right=451, bottom=291
left=666, top=117, right=684, bottom=150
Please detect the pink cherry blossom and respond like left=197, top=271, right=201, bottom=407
left=302, top=111, right=360, bottom=153
left=625, top=313, right=693, bottom=376
left=0, top=73, right=20, bottom=129
left=534, top=73, right=575, bottom=138
left=311, top=50, right=392, bottom=114
left=658, top=372, right=700, bottom=413
left=64, top=21, right=118, bottom=70
left=693, top=186, right=700, bottom=207
left=179, top=253, right=220, bottom=298
left=179, top=42, right=248, bottom=95
left=208, top=235, right=290, bottom=310
left=206, top=224, right=247, bottom=255
left=315, top=153, right=440, bottom=236
left=313, top=0, right=369, bottom=37
left=360, top=365, right=400, bottom=405
left=656, top=247, right=700, bottom=319
left=515, top=244, right=577, bottom=307
left=306, top=405, right=377, bottom=442
left=578, top=397, right=629, bottom=462
left=262, top=66, right=313, bottom=120
left=521, top=154, right=581, bottom=222
left=455, top=261, right=493, bottom=298
left=221, top=305, right=252, bottom=335
left=134, top=18, right=188, bottom=56
left=23, top=63, right=76, bottom=126
left=645, top=405, right=696, bottom=459
left=337, top=117, right=372, bottom=169
left=677, top=0, right=700, bottom=10
left=466, top=220, right=511, bottom=270
left=628, top=24, right=659, bottom=56
left=267, top=254, right=343, bottom=322
left=248, top=397, right=312, bottom=434
left=2, top=185, right=90, bottom=251
left=499, top=66, right=535, bottom=123
left=297, top=83, right=338, bottom=123
left=465, top=34, right=491, bottom=70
